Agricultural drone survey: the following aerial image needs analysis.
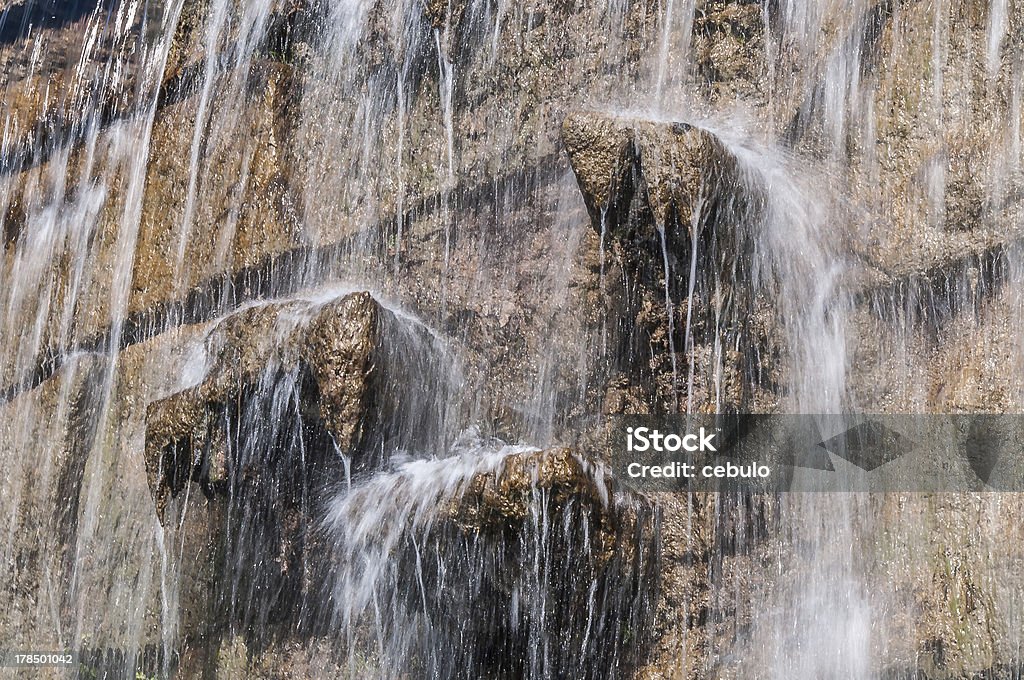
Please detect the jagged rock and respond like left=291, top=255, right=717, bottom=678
left=562, top=111, right=759, bottom=236
left=563, top=112, right=767, bottom=414
left=560, top=113, right=636, bottom=221
left=144, top=291, right=380, bottom=520
left=303, top=293, right=380, bottom=452
left=446, top=448, right=619, bottom=546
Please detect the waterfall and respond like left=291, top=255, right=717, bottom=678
left=2, top=0, right=1023, bottom=678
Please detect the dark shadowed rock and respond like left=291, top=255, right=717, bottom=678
left=374, top=447, right=661, bottom=679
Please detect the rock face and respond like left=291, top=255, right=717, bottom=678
left=0, top=355, right=106, bottom=653
left=3, top=0, right=1024, bottom=678
left=563, top=112, right=771, bottom=414
left=442, top=449, right=660, bottom=679
left=141, top=292, right=387, bottom=675
left=562, top=112, right=757, bottom=237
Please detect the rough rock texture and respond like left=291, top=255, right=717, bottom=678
left=144, top=291, right=380, bottom=519
left=425, top=447, right=660, bottom=679
left=303, top=294, right=381, bottom=448
left=138, top=291, right=394, bottom=677
left=3, top=0, right=1024, bottom=677
left=131, top=58, right=304, bottom=313
left=563, top=111, right=772, bottom=415
left=559, top=3, right=1024, bottom=677
left=562, top=111, right=754, bottom=233
left=0, top=355, right=106, bottom=655
left=449, top=448, right=620, bottom=542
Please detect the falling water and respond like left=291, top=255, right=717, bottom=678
left=323, top=441, right=657, bottom=679
left=682, top=194, right=702, bottom=414
left=1, top=0, right=1023, bottom=678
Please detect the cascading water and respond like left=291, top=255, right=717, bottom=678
left=1, top=0, right=1023, bottom=678
left=323, top=441, right=658, bottom=679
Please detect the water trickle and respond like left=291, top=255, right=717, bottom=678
left=987, top=0, right=1010, bottom=75
left=323, top=441, right=657, bottom=679
left=435, top=23, right=456, bottom=277
left=682, top=194, right=702, bottom=414
left=657, top=221, right=680, bottom=410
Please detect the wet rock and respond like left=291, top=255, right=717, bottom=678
left=560, top=113, right=636, bottom=223
left=302, top=292, right=380, bottom=452
left=693, top=0, right=768, bottom=105
left=560, top=112, right=764, bottom=311
left=2, top=191, right=24, bottom=247
left=562, top=112, right=766, bottom=414
left=362, top=447, right=660, bottom=678
left=448, top=447, right=614, bottom=530
left=163, top=0, right=210, bottom=91
left=133, top=58, right=303, bottom=314
left=423, top=0, right=468, bottom=29
left=143, top=291, right=380, bottom=520
left=140, top=291, right=392, bottom=675
left=0, top=355, right=106, bottom=645
left=562, top=111, right=757, bottom=237
left=164, top=0, right=322, bottom=93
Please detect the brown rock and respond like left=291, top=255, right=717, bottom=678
left=562, top=111, right=758, bottom=235
left=426, top=447, right=660, bottom=676
left=303, top=292, right=380, bottom=452
left=563, top=112, right=765, bottom=415
left=449, top=447, right=615, bottom=531
left=143, top=291, right=381, bottom=520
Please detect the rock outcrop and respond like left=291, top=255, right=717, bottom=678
left=327, top=446, right=660, bottom=679
left=144, top=291, right=380, bottom=519
left=140, top=291, right=395, bottom=675
left=563, top=112, right=772, bottom=414
left=562, top=111, right=759, bottom=238
left=439, top=448, right=660, bottom=678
